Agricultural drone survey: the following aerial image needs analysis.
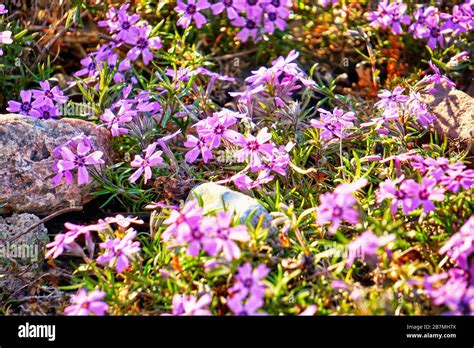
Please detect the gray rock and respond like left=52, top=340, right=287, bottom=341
left=0, top=213, right=48, bottom=262
left=0, top=114, right=113, bottom=215
left=420, top=83, right=474, bottom=153
left=188, top=182, right=276, bottom=235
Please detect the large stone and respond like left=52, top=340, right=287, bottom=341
left=0, top=114, right=113, bottom=215
left=0, top=213, right=48, bottom=262
left=420, top=83, right=474, bottom=153
left=187, top=182, right=276, bottom=234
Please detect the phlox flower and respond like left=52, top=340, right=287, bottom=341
left=228, top=262, right=269, bottom=299
left=175, top=0, right=211, bottom=29
left=126, top=25, right=162, bottom=65
left=168, top=293, right=212, bottom=315
left=54, top=137, right=105, bottom=186
left=129, top=142, right=164, bottom=184
left=32, top=80, right=68, bottom=108
left=346, top=230, right=395, bottom=267
left=7, top=90, right=41, bottom=118
left=316, top=178, right=367, bottom=233
left=64, top=289, right=109, bottom=316
left=97, top=229, right=141, bottom=273
left=311, top=107, right=356, bottom=140
left=234, top=127, right=275, bottom=168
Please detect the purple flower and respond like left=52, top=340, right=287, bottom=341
left=414, top=177, right=445, bottom=213
left=195, top=110, right=244, bottom=148
left=424, top=269, right=473, bottom=315
left=74, top=55, right=99, bottom=79
left=175, top=0, right=211, bottom=29
left=6, top=90, right=41, bottom=117
left=426, top=61, right=456, bottom=89
left=316, top=178, right=367, bottom=233
left=184, top=134, right=213, bottom=163
left=229, top=262, right=269, bottom=299
left=32, top=81, right=68, bottom=108
left=408, top=6, right=437, bottom=39
left=202, top=211, right=250, bottom=261
left=64, top=289, right=109, bottom=316
left=235, top=0, right=264, bottom=17
left=227, top=294, right=265, bottom=315
left=129, top=142, right=164, bottom=184
left=407, top=91, right=435, bottom=127
left=262, top=0, right=291, bottom=34
left=255, top=143, right=292, bottom=177
left=376, top=176, right=417, bottom=215
left=385, top=2, right=411, bottom=35
left=98, top=4, right=129, bottom=33
left=234, top=127, right=274, bottom=168
left=367, top=0, right=410, bottom=35
left=168, top=293, right=212, bottom=315
left=45, top=222, right=105, bottom=259
left=374, top=87, right=409, bottom=110
left=100, top=105, right=135, bottom=137
left=439, top=216, right=474, bottom=271
left=441, top=4, right=473, bottom=36
left=366, top=0, right=391, bottom=28
left=311, top=107, right=356, bottom=140
left=440, top=168, right=474, bottom=193
left=162, top=200, right=204, bottom=241
left=115, top=11, right=140, bottom=42
left=232, top=13, right=261, bottom=42
left=126, top=25, right=162, bottom=65
left=410, top=156, right=461, bottom=181
left=37, top=105, right=61, bottom=120
left=211, top=0, right=244, bottom=20
left=346, top=230, right=395, bottom=267
left=0, top=4, right=8, bottom=14
left=360, top=106, right=399, bottom=134
left=53, top=137, right=105, bottom=186
left=97, top=229, right=141, bottom=273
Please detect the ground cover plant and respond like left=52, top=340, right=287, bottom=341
left=0, top=0, right=473, bottom=316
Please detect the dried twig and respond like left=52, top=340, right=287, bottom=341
left=6, top=206, right=84, bottom=245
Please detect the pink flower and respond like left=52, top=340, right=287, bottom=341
left=53, top=137, right=105, bottom=186
left=64, top=289, right=109, bottom=316
left=0, top=30, right=12, bottom=44
left=97, top=229, right=141, bottom=273
left=346, top=230, right=395, bottom=267
left=45, top=222, right=105, bottom=259
left=162, top=200, right=204, bottom=241
left=129, top=142, right=164, bottom=184
left=316, top=179, right=367, bottom=234
left=195, top=110, right=245, bottom=148
left=168, top=293, right=212, bottom=315
left=32, top=80, right=68, bottom=108
left=203, top=211, right=250, bottom=261
left=103, top=215, right=144, bottom=229
left=184, top=134, right=213, bottom=163
left=234, top=127, right=274, bottom=168
left=100, top=105, right=135, bottom=137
